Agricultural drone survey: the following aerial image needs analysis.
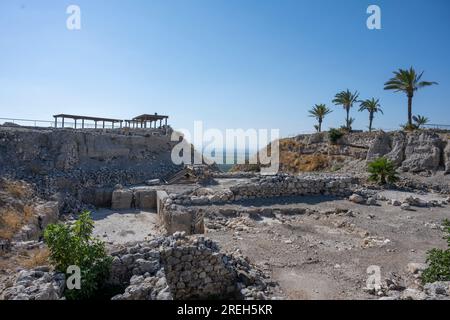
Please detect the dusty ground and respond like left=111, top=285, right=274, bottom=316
left=89, top=188, right=449, bottom=300
left=202, top=191, right=450, bottom=300
left=92, top=209, right=161, bottom=244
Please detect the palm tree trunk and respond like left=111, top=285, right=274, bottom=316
left=407, top=95, right=413, bottom=126
left=318, top=119, right=322, bottom=132
left=369, top=113, right=373, bottom=132
left=346, top=107, right=350, bottom=129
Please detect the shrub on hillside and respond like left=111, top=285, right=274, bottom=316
left=422, top=219, right=450, bottom=284
left=400, top=123, right=418, bottom=131
left=328, top=128, right=344, bottom=144
left=367, top=157, right=399, bottom=185
left=44, top=211, right=112, bottom=300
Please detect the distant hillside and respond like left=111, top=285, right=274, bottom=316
left=232, top=130, right=450, bottom=175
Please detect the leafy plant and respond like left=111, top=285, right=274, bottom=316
left=359, top=98, right=383, bottom=132
left=44, top=211, right=112, bottom=300
left=339, top=117, right=355, bottom=132
left=332, top=89, right=359, bottom=130
left=422, top=219, right=450, bottom=284
left=413, top=115, right=429, bottom=129
left=400, top=123, right=418, bottom=131
left=308, top=104, right=332, bottom=133
left=328, top=128, right=344, bottom=144
left=384, top=67, right=437, bottom=127
left=367, top=157, right=398, bottom=185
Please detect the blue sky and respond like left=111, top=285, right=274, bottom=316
left=0, top=0, right=449, bottom=137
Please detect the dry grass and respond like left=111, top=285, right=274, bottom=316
left=278, top=139, right=330, bottom=173
left=279, top=138, right=304, bottom=152
left=0, top=180, right=33, bottom=199
left=0, top=247, right=50, bottom=270
left=279, top=153, right=331, bottom=173
left=19, top=247, right=50, bottom=268
left=0, top=205, right=35, bottom=240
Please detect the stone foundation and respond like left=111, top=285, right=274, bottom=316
left=109, top=233, right=273, bottom=300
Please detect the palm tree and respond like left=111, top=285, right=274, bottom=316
left=332, top=89, right=359, bottom=130
left=359, top=98, right=383, bottom=132
left=413, top=115, right=429, bottom=129
left=308, top=104, right=332, bottom=132
left=384, top=67, right=437, bottom=127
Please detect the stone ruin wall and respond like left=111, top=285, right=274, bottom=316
left=108, top=235, right=246, bottom=300
left=108, top=174, right=357, bottom=236
left=160, top=240, right=237, bottom=299
left=4, top=233, right=272, bottom=300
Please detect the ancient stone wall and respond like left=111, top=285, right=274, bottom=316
left=108, top=233, right=272, bottom=300
left=160, top=237, right=236, bottom=299
left=229, top=174, right=355, bottom=199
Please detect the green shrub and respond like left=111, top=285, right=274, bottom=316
left=328, top=128, right=344, bottom=144
left=44, top=211, right=112, bottom=300
left=422, top=219, right=450, bottom=284
left=400, top=123, right=418, bottom=131
left=367, top=157, right=399, bottom=185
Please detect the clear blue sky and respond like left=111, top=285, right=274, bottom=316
left=0, top=0, right=449, bottom=137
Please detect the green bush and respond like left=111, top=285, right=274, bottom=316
left=367, top=157, right=399, bottom=185
left=400, top=123, right=418, bottom=131
left=422, top=219, right=450, bottom=284
left=44, top=211, right=112, bottom=300
left=328, top=128, right=344, bottom=144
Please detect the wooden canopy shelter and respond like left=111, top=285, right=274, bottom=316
left=53, top=114, right=123, bottom=129
left=125, top=113, right=169, bottom=129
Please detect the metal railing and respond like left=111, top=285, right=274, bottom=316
left=0, top=117, right=54, bottom=128
left=423, top=124, right=450, bottom=130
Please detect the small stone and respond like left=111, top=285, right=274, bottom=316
left=349, top=194, right=365, bottom=204
left=400, top=203, right=411, bottom=211
left=406, top=262, right=427, bottom=275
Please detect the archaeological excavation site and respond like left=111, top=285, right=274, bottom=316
left=1, top=123, right=449, bottom=301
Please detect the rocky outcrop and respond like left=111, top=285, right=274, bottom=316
left=366, top=132, right=392, bottom=161
left=385, top=132, right=406, bottom=166
left=2, top=268, right=65, bottom=300
left=444, top=138, right=450, bottom=174
left=401, top=131, right=442, bottom=173
left=234, top=130, right=450, bottom=175
left=0, top=126, right=181, bottom=212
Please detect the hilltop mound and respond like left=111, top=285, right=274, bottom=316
left=232, top=130, right=450, bottom=178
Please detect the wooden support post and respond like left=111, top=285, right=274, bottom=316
left=62, top=117, right=65, bottom=128
left=95, top=121, right=97, bottom=129
left=54, top=117, right=58, bottom=128
left=82, top=119, right=85, bottom=129
left=74, top=119, right=77, bottom=129
left=103, top=121, right=105, bottom=129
